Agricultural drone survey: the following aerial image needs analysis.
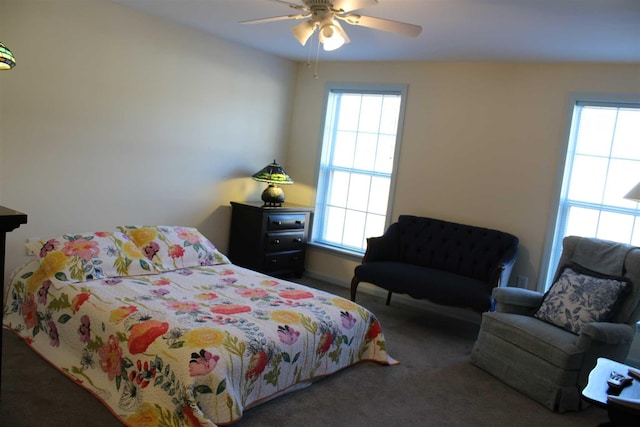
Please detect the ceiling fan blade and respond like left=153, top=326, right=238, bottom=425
left=291, top=21, right=316, bottom=46
left=267, top=0, right=308, bottom=11
left=341, top=14, right=422, bottom=37
left=241, top=14, right=308, bottom=25
left=332, top=0, right=379, bottom=13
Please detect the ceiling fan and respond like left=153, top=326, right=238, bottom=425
left=241, top=0, right=422, bottom=52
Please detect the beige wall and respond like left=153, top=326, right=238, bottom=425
left=0, top=0, right=297, bottom=283
left=285, top=62, right=640, bottom=290
left=2, top=1, right=639, bottom=295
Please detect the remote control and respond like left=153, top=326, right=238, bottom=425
left=608, top=371, right=633, bottom=389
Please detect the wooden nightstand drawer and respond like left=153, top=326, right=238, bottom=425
left=263, top=251, right=305, bottom=272
left=267, top=214, right=306, bottom=231
left=265, top=231, right=305, bottom=252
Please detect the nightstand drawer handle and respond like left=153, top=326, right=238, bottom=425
left=272, top=239, right=281, bottom=245
left=272, top=221, right=282, bottom=226
left=295, top=220, right=302, bottom=225
left=293, top=238, right=302, bottom=243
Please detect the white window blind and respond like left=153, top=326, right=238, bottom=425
left=312, top=84, right=407, bottom=253
left=544, top=100, right=640, bottom=289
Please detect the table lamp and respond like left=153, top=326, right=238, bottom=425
left=252, top=160, right=294, bottom=206
left=0, top=42, right=16, bottom=70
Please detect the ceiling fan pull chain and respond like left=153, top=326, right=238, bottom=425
left=313, top=36, right=321, bottom=79
left=306, top=28, right=314, bottom=70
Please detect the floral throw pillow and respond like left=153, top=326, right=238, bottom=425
left=534, top=267, right=628, bottom=335
left=26, top=231, right=156, bottom=289
left=117, top=225, right=230, bottom=272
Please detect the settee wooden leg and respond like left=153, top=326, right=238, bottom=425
left=386, top=291, right=392, bottom=305
left=350, top=276, right=359, bottom=302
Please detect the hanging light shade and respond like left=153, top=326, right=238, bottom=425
left=291, top=18, right=351, bottom=52
left=252, top=160, right=294, bottom=206
left=319, top=20, right=350, bottom=51
left=0, top=42, right=16, bottom=70
left=291, top=21, right=316, bottom=46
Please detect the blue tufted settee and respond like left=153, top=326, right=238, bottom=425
left=350, top=215, right=519, bottom=312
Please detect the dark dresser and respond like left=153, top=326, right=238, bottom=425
left=229, top=201, right=312, bottom=277
left=0, top=205, right=28, bottom=393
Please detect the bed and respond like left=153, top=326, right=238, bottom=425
left=2, top=226, right=396, bottom=426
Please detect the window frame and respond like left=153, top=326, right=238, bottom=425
left=309, top=82, right=408, bottom=257
left=539, top=92, right=640, bottom=291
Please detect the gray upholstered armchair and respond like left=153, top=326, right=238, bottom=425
left=471, top=236, right=640, bottom=412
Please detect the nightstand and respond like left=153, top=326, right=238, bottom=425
left=229, top=201, right=313, bottom=277
left=0, top=206, right=28, bottom=396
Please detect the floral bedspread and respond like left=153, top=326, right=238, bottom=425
left=3, top=260, right=395, bottom=426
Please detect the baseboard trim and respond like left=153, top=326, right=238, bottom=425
left=302, top=271, right=482, bottom=325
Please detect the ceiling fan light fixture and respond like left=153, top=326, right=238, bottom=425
left=291, top=20, right=316, bottom=46
left=319, top=21, right=349, bottom=51
left=241, top=0, right=422, bottom=76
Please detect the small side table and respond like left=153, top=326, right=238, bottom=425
left=0, top=206, right=28, bottom=395
left=582, top=357, right=640, bottom=426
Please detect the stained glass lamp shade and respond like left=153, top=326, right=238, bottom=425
left=252, top=160, right=294, bottom=206
left=0, top=42, right=16, bottom=70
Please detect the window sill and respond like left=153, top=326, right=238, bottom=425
left=307, top=241, right=365, bottom=262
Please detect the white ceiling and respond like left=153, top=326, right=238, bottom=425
left=110, top=0, right=640, bottom=63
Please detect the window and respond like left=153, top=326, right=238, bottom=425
left=312, top=84, right=407, bottom=254
left=543, top=97, right=640, bottom=290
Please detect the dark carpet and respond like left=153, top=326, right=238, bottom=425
left=1, top=276, right=610, bottom=426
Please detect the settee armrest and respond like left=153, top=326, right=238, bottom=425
left=362, top=222, right=400, bottom=263
left=492, top=287, right=543, bottom=315
left=577, top=322, right=636, bottom=348
left=490, top=245, right=519, bottom=288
